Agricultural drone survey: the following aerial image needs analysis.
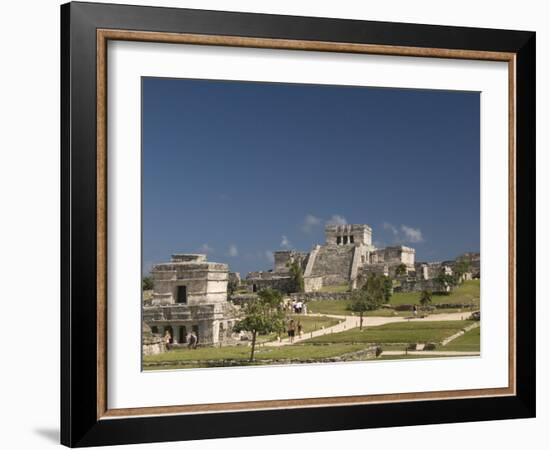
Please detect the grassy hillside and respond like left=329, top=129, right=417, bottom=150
left=307, top=320, right=473, bottom=344
left=391, top=280, right=480, bottom=306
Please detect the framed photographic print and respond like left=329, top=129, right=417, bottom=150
left=61, top=1, right=536, bottom=447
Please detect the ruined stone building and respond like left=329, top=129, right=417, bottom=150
left=246, top=223, right=479, bottom=294
left=143, top=254, right=239, bottom=346
left=247, top=224, right=418, bottom=292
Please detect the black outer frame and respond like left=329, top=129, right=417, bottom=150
left=61, top=1, right=535, bottom=447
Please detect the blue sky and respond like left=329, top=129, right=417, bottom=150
left=142, top=77, right=480, bottom=275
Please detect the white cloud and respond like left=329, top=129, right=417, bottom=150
left=383, top=222, right=399, bottom=236
left=400, top=225, right=424, bottom=243
left=382, top=222, right=424, bottom=244
left=280, top=235, right=291, bottom=249
left=301, top=214, right=322, bottom=233
left=326, top=215, right=348, bottom=226
left=198, top=243, right=214, bottom=253
left=264, top=250, right=274, bottom=263
left=227, top=244, right=239, bottom=257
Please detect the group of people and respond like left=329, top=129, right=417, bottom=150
left=163, top=330, right=198, bottom=350
left=288, top=299, right=307, bottom=315
left=285, top=319, right=303, bottom=343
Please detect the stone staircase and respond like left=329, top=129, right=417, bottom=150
left=310, top=244, right=355, bottom=285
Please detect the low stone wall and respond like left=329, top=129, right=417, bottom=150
left=304, top=276, right=323, bottom=292
left=289, top=291, right=352, bottom=302
left=230, top=294, right=258, bottom=305
left=143, top=345, right=380, bottom=368
left=143, top=339, right=166, bottom=356
left=142, top=323, right=166, bottom=356
left=245, top=276, right=294, bottom=294
left=395, top=279, right=450, bottom=293
left=393, top=303, right=476, bottom=311
left=441, top=322, right=480, bottom=346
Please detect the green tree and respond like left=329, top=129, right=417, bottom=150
left=419, top=289, right=432, bottom=307
left=287, top=260, right=305, bottom=293
left=233, top=288, right=286, bottom=362
left=435, top=270, right=456, bottom=293
left=142, top=276, right=153, bottom=291
left=453, top=260, right=471, bottom=283
left=227, top=277, right=238, bottom=297
left=395, top=263, right=407, bottom=277
left=382, top=275, right=393, bottom=302
left=348, top=274, right=386, bottom=330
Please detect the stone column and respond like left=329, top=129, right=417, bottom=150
left=180, top=325, right=187, bottom=343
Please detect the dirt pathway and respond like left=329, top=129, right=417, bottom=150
left=263, top=311, right=474, bottom=347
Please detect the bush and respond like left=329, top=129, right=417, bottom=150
left=469, top=311, right=480, bottom=321
left=142, top=276, right=153, bottom=291
left=395, top=304, right=414, bottom=311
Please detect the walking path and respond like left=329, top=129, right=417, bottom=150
left=263, top=311, right=474, bottom=347
left=382, top=350, right=480, bottom=356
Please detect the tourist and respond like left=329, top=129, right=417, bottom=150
left=164, top=330, right=172, bottom=350
left=287, top=319, right=296, bottom=343
left=297, top=321, right=303, bottom=338
left=413, top=305, right=418, bottom=317
left=187, top=331, right=198, bottom=349
left=303, top=302, right=308, bottom=315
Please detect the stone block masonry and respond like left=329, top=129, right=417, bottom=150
left=144, top=254, right=240, bottom=347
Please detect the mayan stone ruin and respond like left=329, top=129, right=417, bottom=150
left=143, top=254, right=240, bottom=346
left=246, top=224, right=445, bottom=293
left=144, top=224, right=479, bottom=349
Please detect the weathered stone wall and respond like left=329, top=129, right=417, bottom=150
left=143, top=302, right=241, bottom=346
left=151, top=255, right=228, bottom=306
left=304, top=275, right=323, bottom=292
left=142, top=322, right=166, bottom=356
left=229, top=293, right=258, bottom=305
left=310, top=244, right=355, bottom=286
left=245, top=275, right=295, bottom=294
left=395, top=278, right=449, bottom=293
left=289, top=291, right=352, bottom=302
left=359, top=263, right=389, bottom=278
left=372, top=246, right=415, bottom=266
left=454, top=252, right=481, bottom=277
left=228, top=271, right=241, bottom=286
left=325, top=224, right=372, bottom=246
left=145, top=253, right=237, bottom=346
left=273, top=251, right=309, bottom=273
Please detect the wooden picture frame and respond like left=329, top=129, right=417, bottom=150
left=61, top=1, right=535, bottom=447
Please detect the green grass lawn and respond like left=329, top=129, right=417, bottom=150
left=307, top=301, right=413, bottom=317
left=256, top=314, right=341, bottom=343
left=391, top=280, right=480, bottom=306
left=377, top=354, right=469, bottom=360
left=306, top=320, right=474, bottom=345
left=306, top=280, right=480, bottom=316
left=440, top=325, right=480, bottom=352
left=143, top=342, right=370, bottom=369
left=319, top=284, right=350, bottom=293
left=307, top=299, right=351, bottom=315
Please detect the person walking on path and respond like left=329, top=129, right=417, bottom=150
left=287, top=319, right=296, bottom=343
